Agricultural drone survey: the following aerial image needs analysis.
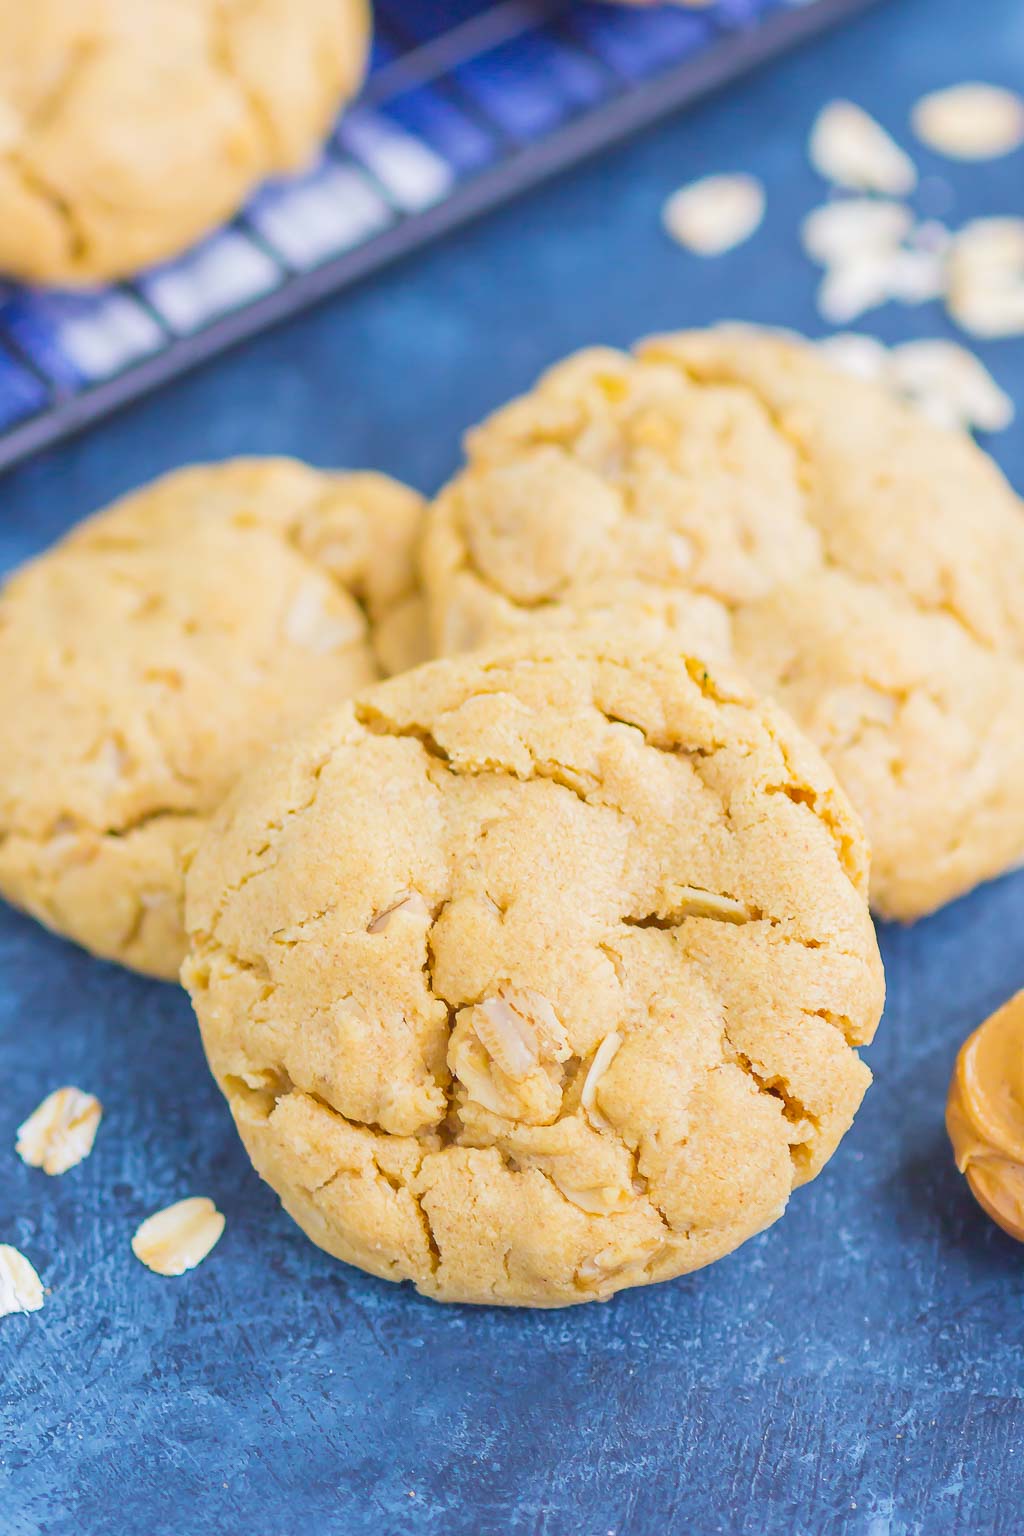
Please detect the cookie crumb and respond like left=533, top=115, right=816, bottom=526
left=0, top=1244, right=44, bottom=1318
left=662, top=174, right=765, bottom=256
left=16, top=1087, right=103, bottom=1175
left=131, top=1197, right=225, bottom=1276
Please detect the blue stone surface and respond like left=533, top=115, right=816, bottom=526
left=3, top=0, right=1024, bottom=1530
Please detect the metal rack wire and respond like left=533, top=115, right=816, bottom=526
left=0, top=0, right=881, bottom=473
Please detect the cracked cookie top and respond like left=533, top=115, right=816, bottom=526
left=422, top=326, right=1024, bottom=921
left=183, top=637, right=884, bottom=1306
left=0, top=0, right=369, bottom=284
left=0, top=458, right=426, bottom=978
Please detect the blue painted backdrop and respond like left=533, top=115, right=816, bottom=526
left=3, top=0, right=1023, bottom=1530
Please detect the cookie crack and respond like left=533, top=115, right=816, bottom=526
left=356, top=696, right=608, bottom=812
left=208, top=0, right=280, bottom=164
left=267, top=1086, right=444, bottom=1278
left=5, top=148, right=91, bottom=269
left=414, top=1189, right=442, bottom=1276
left=809, top=1007, right=860, bottom=1050
left=729, top=1047, right=819, bottom=1166
left=482, top=1135, right=672, bottom=1262
left=201, top=750, right=335, bottom=943
left=665, top=354, right=1005, bottom=656
left=353, top=702, right=452, bottom=768
left=357, top=677, right=736, bottom=831
left=193, top=934, right=273, bottom=986
left=623, top=892, right=760, bottom=930
left=0, top=36, right=101, bottom=271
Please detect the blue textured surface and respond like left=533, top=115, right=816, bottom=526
left=3, top=0, right=1024, bottom=1531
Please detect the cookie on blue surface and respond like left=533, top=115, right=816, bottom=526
left=183, top=636, right=884, bottom=1306
left=0, top=458, right=426, bottom=978
left=0, top=0, right=370, bottom=284
left=423, top=326, right=1024, bottom=921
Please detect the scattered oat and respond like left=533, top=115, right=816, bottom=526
left=581, top=1032, right=622, bottom=1131
left=946, top=217, right=1024, bottom=337
left=817, top=332, right=1013, bottom=436
left=0, top=1244, right=44, bottom=1318
left=949, top=216, right=1024, bottom=276
left=889, top=340, right=1014, bottom=433
left=131, top=1197, right=225, bottom=1277
left=816, top=251, right=896, bottom=324
left=801, top=199, right=913, bottom=266
left=662, top=173, right=765, bottom=256
left=884, top=246, right=947, bottom=306
left=912, top=83, right=1024, bottom=161
left=813, top=237, right=945, bottom=323
left=16, top=1087, right=102, bottom=1175
left=817, top=332, right=890, bottom=383
left=948, top=284, right=1024, bottom=339
left=908, top=219, right=953, bottom=258
left=809, top=101, right=917, bottom=195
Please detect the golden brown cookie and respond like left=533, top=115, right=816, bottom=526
left=422, top=327, right=1024, bottom=921
left=0, top=0, right=370, bottom=285
left=183, top=636, right=884, bottom=1306
left=0, top=458, right=426, bottom=978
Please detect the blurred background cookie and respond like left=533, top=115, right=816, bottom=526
left=423, top=326, right=1024, bottom=922
left=183, top=637, right=883, bottom=1306
left=0, top=0, right=370, bottom=285
left=0, top=458, right=425, bottom=977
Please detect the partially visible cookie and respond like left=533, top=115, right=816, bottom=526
left=0, top=0, right=370, bottom=284
left=423, top=327, right=1024, bottom=921
left=183, top=636, right=884, bottom=1306
left=0, top=459, right=426, bottom=978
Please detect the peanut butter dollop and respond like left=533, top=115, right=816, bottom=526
left=947, top=989, right=1024, bottom=1241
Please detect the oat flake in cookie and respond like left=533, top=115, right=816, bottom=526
left=422, top=326, right=1024, bottom=922
left=183, top=638, right=884, bottom=1307
left=0, top=459, right=426, bottom=979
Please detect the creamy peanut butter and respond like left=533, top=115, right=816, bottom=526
left=947, top=989, right=1024, bottom=1241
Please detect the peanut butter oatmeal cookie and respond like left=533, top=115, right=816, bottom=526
left=422, top=327, right=1024, bottom=921
left=183, top=637, right=884, bottom=1306
left=0, top=458, right=426, bottom=978
left=0, top=0, right=369, bottom=284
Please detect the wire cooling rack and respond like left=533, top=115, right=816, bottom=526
left=0, top=0, right=880, bottom=472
